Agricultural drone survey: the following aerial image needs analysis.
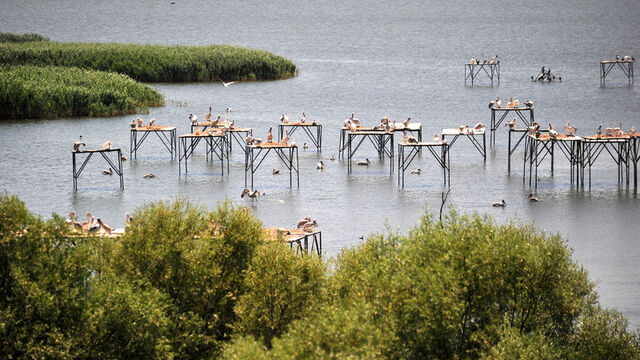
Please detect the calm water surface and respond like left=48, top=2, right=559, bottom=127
left=1, top=0, right=640, bottom=326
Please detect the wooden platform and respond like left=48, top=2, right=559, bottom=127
left=263, top=227, right=322, bottom=255
left=72, top=147, right=124, bottom=191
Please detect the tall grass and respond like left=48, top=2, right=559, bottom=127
left=0, top=65, right=164, bottom=119
left=0, top=32, right=49, bottom=43
left=0, top=41, right=297, bottom=82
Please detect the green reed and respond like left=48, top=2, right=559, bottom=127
left=0, top=32, right=50, bottom=43
left=0, top=65, right=164, bottom=119
left=0, top=41, right=297, bottom=82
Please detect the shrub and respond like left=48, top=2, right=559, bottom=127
left=0, top=64, right=163, bottom=119
left=0, top=32, right=49, bottom=43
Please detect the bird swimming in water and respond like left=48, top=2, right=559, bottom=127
left=357, top=158, right=370, bottom=166
left=101, top=168, right=113, bottom=175
left=329, top=155, right=335, bottom=161
left=303, top=142, right=309, bottom=149
left=226, top=107, right=232, bottom=113
left=528, top=193, right=539, bottom=202
left=492, top=199, right=506, bottom=207
left=121, top=154, right=128, bottom=161
left=143, top=173, right=155, bottom=178
left=317, top=160, right=325, bottom=170
left=241, top=188, right=260, bottom=200
left=272, top=168, right=280, bottom=175
left=411, top=168, right=422, bottom=175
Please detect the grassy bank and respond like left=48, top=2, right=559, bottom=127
left=0, top=41, right=297, bottom=82
left=0, top=65, right=163, bottom=119
left=0, top=32, right=49, bottom=43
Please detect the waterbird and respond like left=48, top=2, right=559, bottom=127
left=495, top=97, right=502, bottom=108
left=549, top=123, right=557, bottom=139
left=272, top=168, right=280, bottom=175
left=297, top=217, right=311, bottom=229
left=402, top=130, right=417, bottom=143
left=130, top=119, right=137, bottom=128
left=489, top=55, right=498, bottom=64
left=125, top=213, right=132, bottom=226
left=82, top=212, right=93, bottom=231
left=630, top=126, right=636, bottom=133
left=302, top=220, right=318, bottom=233
left=300, top=112, right=307, bottom=123
left=96, top=218, right=113, bottom=235
left=267, top=126, right=273, bottom=143
left=121, top=154, right=127, bottom=161
left=513, top=98, right=520, bottom=107
left=357, top=158, right=370, bottom=166
left=492, top=199, right=506, bottom=207
left=403, top=117, right=411, bottom=127
left=218, top=78, right=236, bottom=87
left=143, top=173, right=155, bottom=178
left=470, top=58, right=477, bottom=65
left=73, top=141, right=86, bottom=152
left=616, top=55, right=621, bottom=61
left=505, top=118, right=516, bottom=129
left=564, top=121, right=577, bottom=136
left=474, top=122, right=485, bottom=130
left=507, top=97, right=514, bottom=108
left=226, top=107, right=232, bottom=113
left=329, top=155, right=335, bottom=161
left=205, top=106, right=212, bottom=122
left=189, top=113, right=198, bottom=124
left=149, top=118, right=156, bottom=127
left=101, top=168, right=113, bottom=175
left=138, top=118, right=144, bottom=127
left=303, top=142, right=309, bottom=149
left=212, top=115, right=221, bottom=126
left=281, top=130, right=290, bottom=144
left=525, top=99, right=534, bottom=108
left=102, top=141, right=115, bottom=150
left=280, top=114, right=289, bottom=123
left=597, top=125, right=602, bottom=137
left=349, top=113, right=360, bottom=127
left=241, top=188, right=260, bottom=200
left=317, top=160, right=325, bottom=170
left=528, top=193, right=539, bottom=202
left=411, top=168, right=422, bottom=175
left=433, top=133, right=441, bottom=142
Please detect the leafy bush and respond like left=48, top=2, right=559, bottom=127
left=0, top=64, right=163, bottom=119
left=0, top=32, right=49, bottom=43
left=233, top=241, right=325, bottom=345
left=0, top=40, right=297, bottom=82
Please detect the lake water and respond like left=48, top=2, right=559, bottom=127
left=1, top=0, right=640, bottom=326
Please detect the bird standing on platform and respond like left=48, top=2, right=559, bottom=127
left=205, top=107, right=212, bottom=122
left=525, top=99, right=534, bottom=108
left=280, top=114, right=289, bottom=123
left=489, top=55, right=498, bottom=64
left=73, top=141, right=86, bottom=152
left=300, top=112, right=307, bottom=123
left=513, top=98, right=520, bottom=107
left=149, top=118, right=156, bottom=127
left=470, top=58, right=477, bottom=65
left=189, top=113, right=198, bottom=125
left=549, top=123, right=557, bottom=139
left=138, top=118, right=144, bottom=127
left=302, top=220, right=318, bottom=233
left=317, top=160, right=325, bottom=170
left=616, top=55, right=621, bottom=61
left=102, top=141, right=114, bottom=150
left=97, top=218, right=113, bottom=235
left=349, top=113, right=360, bottom=127
left=267, top=127, right=273, bottom=143
left=433, top=133, right=441, bottom=143
left=357, top=158, right=370, bottom=166
left=564, top=121, right=577, bottom=136
left=597, top=125, right=602, bottom=137
left=297, top=217, right=311, bottom=229
left=492, top=199, right=506, bottom=207
left=474, top=122, right=485, bottom=130
left=282, top=130, right=290, bottom=145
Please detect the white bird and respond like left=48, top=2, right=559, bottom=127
left=411, top=168, right=422, bottom=175
left=470, top=58, right=478, bottom=65
left=300, top=112, right=307, bottom=123
left=302, top=220, right=318, bottom=233
left=317, top=161, right=325, bottom=170
left=564, top=121, right=577, bottom=136
left=204, top=106, right=212, bottom=122
left=73, top=141, right=86, bottom=152
left=137, top=118, right=144, bottom=127
left=282, top=130, right=290, bottom=144
left=329, top=155, right=336, bottom=161
left=357, top=158, right=370, bottom=166
left=102, top=141, right=114, bottom=150
left=241, top=188, right=260, bottom=200
left=624, top=55, right=632, bottom=62
left=349, top=113, right=360, bottom=127
left=96, top=218, right=113, bottom=235
left=267, top=127, right=273, bottom=143
left=121, top=154, right=128, bottom=161
left=496, top=97, right=502, bottom=108
left=143, top=173, right=155, bottom=178
left=489, top=55, right=498, bottom=64
left=189, top=113, right=198, bottom=125
left=528, top=193, right=539, bottom=202
left=433, top=133, right=441, bottom=142
left=489, top=96, right=500, bottom=109
left=524, top=99, right=534, bottom=108
left=125, top=213, right=132, bottom=227
left=273, top=168, right=280, bottom=175
left=492, top=199, right=506, bottom=207
left=403, top=117, right=411, bottom=127
left=101, top=168, right=113, bottom=175
left=219, top=79, right=236, bottom=87
left=280, top=114, right=289, bottom=123
left=549, top=123, right=558, bottom=139
left=513, top=98, right=520, bottom=108
left=149, top=118, right=156, bottom=127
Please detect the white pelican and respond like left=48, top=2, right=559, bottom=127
left=528, top=193, right=539, bottom=202
left=357, top=158, right=370, bottom=166
left=189, top=113, right=198, bottom=125
left=73, top=141, right=86, bottom=152
left=125, top=213, right=132, bottom=226
left=513, top=98, right=520, bottom=107
left=411, top=168, right=422, bottom=175
left=329, top=155, right=335, bottom=161
left=96, top=218, right=112, bottom=235
left=280, top=114, right=289, bottom=123
left=143, top=173, right=155, bottom=178
left=205, top=106, right=212, bottom=122
left=302, top=220, right=318, bottom=233
left=272, top=168, right=280, bottom=175
left=149, top=118, right=156, bottom=127
left=102, top=141, right=114, bottom=150
left=130, top=119, right=137, bottom=128
left=630, top=126, right=636, bottom=133
left=82, top=212, right=93, bottom=230
left=267, top=127, right=273, bottom=143
left=121, top=154, right=128, bottom=161
left=219, top=79, right=236, bottom=87
left=282, top=130, right=290, bottom=144
left=496, top=97, right=502, bottom=108
left=492, top=199, right=506, bottom=207
left=138, top=118, right=144, bottom=127
left=489, top=96, right=500, bottom=109
left=241, top=188, right=259, bottom=200
left=489, top=55, right=498, bottom=64
left=470, top=58, right=477, bottom=65
left=349, top=113, right=360, bottom=127
left=549, top=123, right=557, bottom=139
left=524, top=99, right=534, bottom=108
left=317, top=161, right=325, bottom=170
left=564, top=121, right=577, bottom=136
left=597, top=125, right=602, bottom=137
left=506, top=97, right=514, bottom=108
left=101, top=168, right=113, bottom=175
left=297, top=217, right=311, bottom=229
left=212, top=115, right=221, bottom=126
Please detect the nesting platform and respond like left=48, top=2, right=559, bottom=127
left=244, top=142, right=299, bottom=189
left=489, top=106, right=534, bottom=145
left=465, top=63, right=500, bottom=86
left=178, top=131, right=229, bottom=175
left=397, top=140, right=450, bottom=187
left=441, top=127, right=486, bottom=160
left=346, top=130, right=394, bottom=174
left=263, top=227, right=322, bottom=255
left=600, top=59, right=633, bottom=86
left=129, top=126, right=177, bottom=159
left=338, top=122, right=422, bottom=158
left=72, top=148, right=124, bottom=191
left=278, top=122, right=323, bottom=152
left=191, top=122, right=252, bottom=155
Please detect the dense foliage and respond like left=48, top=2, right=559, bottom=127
left=0, top=41, right=297, bottom=82
left=0, top=65, right=163, bottom=119
left=1, top=193, right=638, bottom=359
left=0, top=32, right=49, bottom=43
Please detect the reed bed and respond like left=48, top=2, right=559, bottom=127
left=0, top=65, right=164, bottom=119
left=0, top=32, right=49, bottom=43
left=0, top=41, right=297, bottom=82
